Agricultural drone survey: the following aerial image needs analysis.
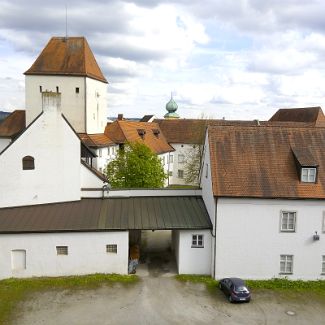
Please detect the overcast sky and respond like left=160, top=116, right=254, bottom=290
left=1, top=0, right=325, bottom=120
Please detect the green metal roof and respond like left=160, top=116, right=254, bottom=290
left=0, top=197, right=212, bottom=233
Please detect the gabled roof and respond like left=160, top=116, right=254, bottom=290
left=0, top=110, right=25, bottom=138
left=140, top=115, right=155, bottom=122
left=0, top=196, right=211, bottom=233
left=105, top=120, right=174, bottom=154
left=78, top=133, right=115, bottom=148
left=269, top=107, right=325, bottom=126
left=24, top=37, right=108, bottom=83
left=208, top=125, right=325, bottom=199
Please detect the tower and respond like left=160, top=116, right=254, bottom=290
left=24, top=37, right=108, bottom=133
left=164, top=94, right=180, bottom=119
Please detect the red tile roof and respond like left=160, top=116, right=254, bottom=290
left=78, top=133, right=114, bottom=148
left=0, top=110, right=25, bottom=138
left=105, top=120, right=174, bottom=154
left=208, top=125, right=325, bottom=199
left=24, top=37, right=107, bottom=83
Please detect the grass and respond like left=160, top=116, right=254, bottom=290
left=0, top=273, right=138, bottom=325
left=176, top=275, right=325, bottom=296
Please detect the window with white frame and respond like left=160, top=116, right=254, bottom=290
left=178, top=154, right=185, bottom=163
left=178, top=170, right=184, bottom=179
left=280, top=255, right=293, bottom=274
left=106, top=244, right=117, bottom=253
left=280, top=211, right=296, bottom=232
left=169, top=155, right=173, bottom=163
left=192, top=234, right=204, bottom=248
left=322, top=256, right=325, bottom=274
left=301, top=167, right=316, bottom=183
left=56, top=246, right=68, bottom=255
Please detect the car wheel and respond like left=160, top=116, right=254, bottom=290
left=228, top=295, right=233, bottom=303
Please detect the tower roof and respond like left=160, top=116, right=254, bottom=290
left=24, top=37, right=108, bottom=83
left=164, top=95, right=179, bottom=119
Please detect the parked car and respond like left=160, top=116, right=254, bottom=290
left=219, top=278, right=251, bottom=303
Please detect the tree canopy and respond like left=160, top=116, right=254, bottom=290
left=106, top=142, right=167, bottom=188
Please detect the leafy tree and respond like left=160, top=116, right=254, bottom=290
left=106, top=142, right=167, bottom=188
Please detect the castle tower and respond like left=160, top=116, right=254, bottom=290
left=24, top=37, right=108, bottom=133
left=164, top=94, right=180, bottom=119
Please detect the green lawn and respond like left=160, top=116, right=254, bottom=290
left=0, top=274, right=138, bottom=325
left=176, top=274, right=325, bottom=296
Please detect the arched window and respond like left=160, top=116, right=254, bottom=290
left=22, top=156, right=35, bottom=170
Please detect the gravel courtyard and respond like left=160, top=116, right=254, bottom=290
left=12, top=255, right=325, bottom=325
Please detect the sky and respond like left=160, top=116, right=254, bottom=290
left=1, top=1, right=325, bottom=120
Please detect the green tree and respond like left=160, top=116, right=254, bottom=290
left=106, top=142, right=167, bottom=188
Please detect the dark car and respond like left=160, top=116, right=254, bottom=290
left=219, top=278, right=251, bottom=303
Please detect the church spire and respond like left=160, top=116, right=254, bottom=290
left=164, top=93, right=180, bottom=119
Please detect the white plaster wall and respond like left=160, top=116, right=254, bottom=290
left=85, top=78, right=107, bottom=134
left=92, top=145, right=118, bottom=172
left=80, top=163, right=105, bottom=189
left=0, top=138, right=11, bottom=152
left=0, top=231, right=128, bottom=279
left=215, top=198, right=325, bottom=280
left=177, top=230, right=212, bottom=275
left=0, top=105, right=80, bottom=208
left=25, top=75, right=86, bottom=132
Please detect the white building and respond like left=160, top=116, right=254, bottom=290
left=200, top=124, right=325, bottom=280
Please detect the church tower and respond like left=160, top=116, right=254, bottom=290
left=24, top=37, right=108, bottom=133
left=164, top=94, right=180, bottom=119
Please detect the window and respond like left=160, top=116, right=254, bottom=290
left=280, top=211, right=296, bottom=232
left=178, top=154, right=185, bottom=163
left=169, top=171, right=173, bottom=176
left=322, top=256, right=325, bottom=274
left=56, top=246, right=68, bottom=255
left=99, top=167, right=103, bottom=173
left=301, top=167, right=316, bottom=183
left=280, top=255, right=293, bottom=274
left=11, top=250, right=26, bottom=270
left=108, top=147, right=111, bottom=155
left=99, top=148, right=102, bottom=157
left=192, top=234, right=204, bottom=248
left=39, top=86, right=42, bottom=93
left=169, top=155, right=173, bottom=163
left=75, top=87, right=79, bottom=94
left=56, top=86, right=59, bottom=93
left=178, top=170, right=184, bottom=179
left=205, top=163, right=209, bottom=178
left=106, top=244, right=117, bottom=253
left=162, top=156, right=165, bottom=165
left=22, top=156, right=35, bottom=170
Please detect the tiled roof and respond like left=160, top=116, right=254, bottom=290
left=24, top=37, right=107, bottom=83
left=78, top=133, right=115, bottom=148
left=208, top=125, right=325, bottom=199
left=0, top=110, right=25, bottom=138
left=0, top=196, right=211, bottom=233
left=269, top=107, right=325, bottom=126
left=105, top=120, right=174, bottom=154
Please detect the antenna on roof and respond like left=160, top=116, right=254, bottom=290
left=65, top=4, right=68, bottom=40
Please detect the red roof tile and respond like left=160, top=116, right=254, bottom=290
left=0, top=110, right=25, bottom=138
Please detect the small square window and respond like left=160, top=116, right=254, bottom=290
left=301, top=167, right=316, bottom=183
left=192, top=234, right=204, bottom=248
left=178, top=170, right=184, bottom=179
left=280, top=211, right=296, bottom=232
left=178, top=154, right=185, bottom=163
left=106, top=244, right=117, bottom=253
left=169, top=171, right=173, bottom=176
left=76, top=87, right=79, bottom=94
left=56, top=246, right=68, bottom=255
left=280, top=255, right=293, bottom=274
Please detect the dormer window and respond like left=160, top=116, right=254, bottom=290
left=301, top=167, right=316, bottom=183
left=137, top=129, right=146, bottom=139
left=152, top=129, right=160, bottom=137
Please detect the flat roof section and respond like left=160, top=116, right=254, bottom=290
left=0, top=197, right=212, bottom=234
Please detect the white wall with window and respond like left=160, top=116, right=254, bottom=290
left=214, top=198, right=325, bottom=280
left=173, top=229, right=212, bottom=275
left=92, top=145, right=119, bottom=173
left=0, top=231, right=128, bottom=279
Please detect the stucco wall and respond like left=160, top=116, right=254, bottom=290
left=25, top=75, right=86, bottom=132
left=215, top=198, right=325, bottom=280
left=0, top=138, right=10, bottom=152
left=80, top=163, right=105, bottom=189
left=0, top=231, right=128, bottom=279
left=0, top=100, right=80, bottom=208
left=176, top=229, right=212, bottom=275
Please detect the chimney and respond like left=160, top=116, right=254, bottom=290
left=42, top=91, right=61, bottom=113
left=254, top=119, right=260, bottom=126
left=117, top=113, right=123, bottom=121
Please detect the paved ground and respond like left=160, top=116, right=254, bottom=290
left=13, top=253, right=325, bottom=325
